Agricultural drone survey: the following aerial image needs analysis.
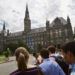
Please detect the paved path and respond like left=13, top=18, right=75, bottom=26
left=0, top=55, right=35, bottom=75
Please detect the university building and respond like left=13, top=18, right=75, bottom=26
left=0, top=5, right=73, bottom=52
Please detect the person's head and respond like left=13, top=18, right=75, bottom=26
left=33, top=52, right=39, bottom=59
left=39, top=48, right=49, bottom=59
left=15, top=47, right=29, bottom=70
left=61, top=41, right=75, bottom=64
left=47, top=45, right=56, bottom=54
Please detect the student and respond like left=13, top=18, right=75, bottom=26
left=10, top=47, right=43, bottom=75
left=33, top=53, right=42, bottom=65
left=39, top=48, right=65, bottom=75
left=47, top=45, right=69, bottom=75
left=47, top=45, right=56, bottom=60
left=61, top=41, right=75, bottom=75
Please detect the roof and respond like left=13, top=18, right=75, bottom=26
left=50, top=17, right=67, bottom=27
left=29, top=27, right=46, bottom=34
left=2, top=17, right=67, bottom=37
left=8, top=27, right=46, bottom=37
left=9, top=31, right=23, bottom=37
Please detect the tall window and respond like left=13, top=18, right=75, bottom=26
left=41, top=41, right=43, bottom=45
left=65, top=29, right=68, bottom=36
left=59, top=29, right=62, bottom=37
left=55, top=30, right=58, bottom=37
left=50, top=30, right=53, bottom=38
left=66, top=38, right=69, bottom=42
left=51, top=40, right=53, bottom=43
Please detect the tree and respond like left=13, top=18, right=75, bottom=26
left=17, top=40, right=30, bottom=52
left=3, top=48, right=11, bottom=61
left=5, top=42, right=18, bottom=55
left=37, top=43, right=43, bottom=52
left=5, top=40, right=31, bottom=54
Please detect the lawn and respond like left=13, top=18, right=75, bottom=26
left=0, top=55, right=6, bottom=64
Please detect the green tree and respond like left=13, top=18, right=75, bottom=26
left=5, top=42, right=18, bottom=55
left=37, top=43, right=43, bottom=52
left=3, top=48, right=11, bottom=61
left=17, top=40, right=30, bottom=52
left=5, top=40, right=31, bottom=54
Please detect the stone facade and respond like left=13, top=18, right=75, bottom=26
left=0, top=5, right=73, bottom=52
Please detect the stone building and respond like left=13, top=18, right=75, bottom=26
left=0, top=5, right=73, bottom=52
left=73, top=27, right=75, bottom=40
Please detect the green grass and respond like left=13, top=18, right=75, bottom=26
left=0, top=55, right=6, bottom=64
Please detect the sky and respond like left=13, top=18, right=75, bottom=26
left=0, top=0, right=75, bottom=32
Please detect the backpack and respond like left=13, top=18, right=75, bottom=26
left=53, top=56, right=69, bottom=75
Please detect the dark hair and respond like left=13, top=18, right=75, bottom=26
left=47, top=45, right=56, bottom=53
left=61, top=41, right=75, bottom=56
left=40, top=48, right=49, bottom=59
left=33, top=53, right=39, bottom=59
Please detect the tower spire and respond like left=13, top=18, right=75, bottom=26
left=25, top=4, right=29, bottom=19
left=3, top=21, right=5, bottom=30
left=46, top=19, right=50, bottom=30
left=67, top=16, right=71, bottom=24
left=24, top=4, right=31, bottom=33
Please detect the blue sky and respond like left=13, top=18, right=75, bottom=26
left=0, top=0, right=75, bottom=32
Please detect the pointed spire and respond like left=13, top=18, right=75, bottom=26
left=25, top=4, right=29, bottom=19
left=46, top=17, right=50, bottom=26
left=74, top=27, right=75, bottom=34
left=46, top=19, right=50, bottom=30
left=67, top=16, right=71, bottom=24
left=26, top=4, right=28, bottom=13
left=3, top=21, right=5, bottom=30
left=7, top=29, right=9, bottom=36
left=46, top=20, right=50, bottom=26
left=24, top=3, right=31, bottom=33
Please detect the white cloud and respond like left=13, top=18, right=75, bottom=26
left=0, top=0, right=75, bottom=32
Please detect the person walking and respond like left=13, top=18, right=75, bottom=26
left=10, top=47, right=43, bottom=75
left=61, top=41, right=75, bottom=75
left=39, top=48, right=65, bottom=75
left=47, top=45, right=69, bottom=75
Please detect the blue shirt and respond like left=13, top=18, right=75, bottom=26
left=39, top=58, right=65, bottom=75
left=70, top=64, right=75, bottom=75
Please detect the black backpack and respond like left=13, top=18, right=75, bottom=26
left=53, top=56, right=69, bottom=75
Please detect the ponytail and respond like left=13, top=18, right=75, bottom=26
left=17, top=53, right=27, bottom=70
left=15, top=47, right=29, bottom=70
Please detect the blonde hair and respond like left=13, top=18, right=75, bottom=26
left=15, top=47, right=29, bottom=70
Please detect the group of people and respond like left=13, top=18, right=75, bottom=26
left=10, top=41, right=75, bottom=75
